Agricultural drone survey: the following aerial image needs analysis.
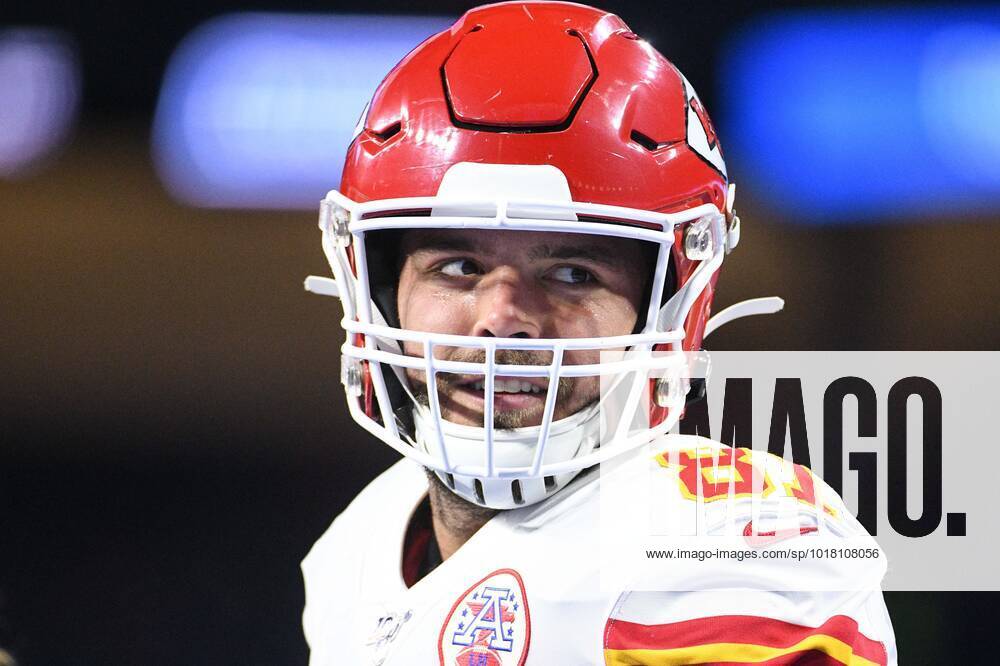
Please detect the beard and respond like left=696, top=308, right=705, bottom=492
left=424, top=468, right=498, bottom=531
left=408, top=348, right=586, bottom=430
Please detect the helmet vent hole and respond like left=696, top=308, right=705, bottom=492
left=543, top=475, right=557, bottom=492
left=473, top=478, right=486, bottom=504
left=468, top=24, right=484, bottom=33
left=630, top=129, right=659, bottom=152
left=444, top=473, right=456, bottom=490
left=370, top=121, right=402, bottom=142
left=510, top=479, right=524, bottom=505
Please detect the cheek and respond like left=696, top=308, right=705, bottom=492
left=397, top=276, right=475, bottom=341
left=557, top=293, right=640, bottom=373
left=555, top=292, right=640, bottom=340
left=594, top=292, right=641, bottom=335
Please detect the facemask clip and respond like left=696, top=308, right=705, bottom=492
left=684, top=213, right=720, bottom=260
left=319, top=199, right=352, bottom=247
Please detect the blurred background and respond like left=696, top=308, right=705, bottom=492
left=1, top=0, right=998, bottom=663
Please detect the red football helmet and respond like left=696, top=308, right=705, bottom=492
left=306, top=1, right=776, bottom=508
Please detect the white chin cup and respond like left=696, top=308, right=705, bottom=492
left=413, top=403, right=603, bottom=509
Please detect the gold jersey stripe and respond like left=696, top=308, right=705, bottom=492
left=604, top=633, right=883, bottom=666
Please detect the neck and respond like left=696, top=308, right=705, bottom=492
left=425, top=470, right=498, bottom=560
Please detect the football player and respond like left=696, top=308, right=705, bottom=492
left=301, top=2, right=896, bottom=664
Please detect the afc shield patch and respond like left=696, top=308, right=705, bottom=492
left=438, top=568, right=530, bottom=666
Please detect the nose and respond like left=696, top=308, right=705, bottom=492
left=471, top=267, right=544, bottom=339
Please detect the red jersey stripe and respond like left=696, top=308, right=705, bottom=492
left=604, top=615, right=886, bottom=665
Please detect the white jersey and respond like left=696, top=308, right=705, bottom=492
left=302, top=435, right=896, bottom=665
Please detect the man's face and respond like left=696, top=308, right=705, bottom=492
left=396, top=229, right=650, bottom=429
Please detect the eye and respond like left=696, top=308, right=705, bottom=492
left=438, top=258, right=481, bottom=277
left=550, top=265, right=595, bottom=284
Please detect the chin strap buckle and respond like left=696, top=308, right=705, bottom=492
left=653, top=375, right=691, bottom=408
left=341, top=355, right=364, bottom=397
left=725, top=214, right=741, bottom=254
left=724, top=182, right=740, bottom=254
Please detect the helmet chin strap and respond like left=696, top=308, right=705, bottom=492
left=704, top=297, right=785, bottom=338
left=412, top=402, right=603, bottom=510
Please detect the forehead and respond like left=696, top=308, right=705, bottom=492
left=400, top=228, right=650, bottom=267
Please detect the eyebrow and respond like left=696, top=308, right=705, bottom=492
left=402, top=232, right=478, bottom=256
left=525, top=242, right=627, bottom=269
left=403, top=231, right=632, bottom=270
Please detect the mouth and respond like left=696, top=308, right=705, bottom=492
left=452, top=375, right=550, bottom=412
left=468, top=378, right=545, bottom=394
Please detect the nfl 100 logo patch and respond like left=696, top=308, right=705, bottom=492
left=438, top=569, right=530, bottom=666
